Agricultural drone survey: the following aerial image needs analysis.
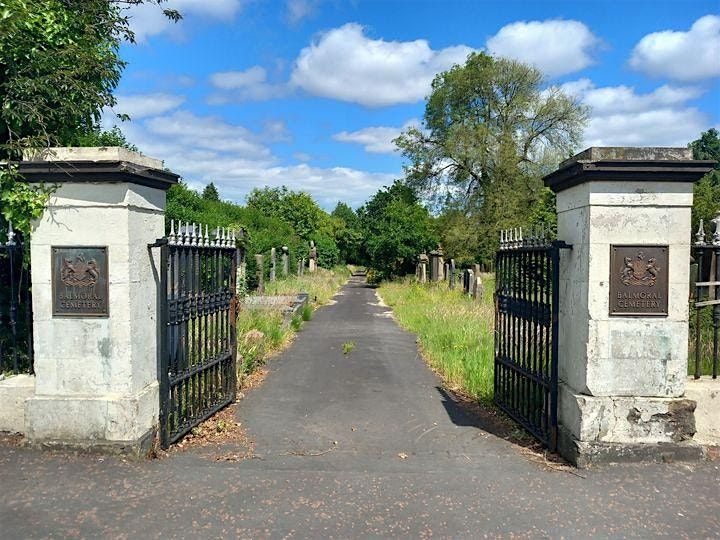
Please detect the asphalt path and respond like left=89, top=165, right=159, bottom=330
left=1, top=276, right=719, bottom=538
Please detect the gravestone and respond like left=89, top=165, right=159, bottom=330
left=308, top=241, right=317, bottom=273
left=255, top=254, right=265, bottom=294
left=270, top=247, right=277, bottom=282
left=281, top=246, right=289, bottom=277
left=416, top=253, right=429, bottom=283
left=449, top=259, right=456, bottom=290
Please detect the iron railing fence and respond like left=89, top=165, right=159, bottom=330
left=691, top=215, right=720, bottom=379
left=493, top=227, right=571, bottom=450
left=0, top=221, right=33, bottom=375
left=151, top=220, right=239, bottom=448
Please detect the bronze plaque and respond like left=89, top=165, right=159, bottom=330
left=609, top=245, right=668, bottom=317
left=52, top=247, right=109, bottom=317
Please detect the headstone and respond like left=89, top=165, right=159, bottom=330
left=270, top=247, right=276, bottom=282
left=416, top=253, right=429, bottom=283
left=300, top=257, right=305, bottom=276
left=449, top=259, right=456, bottom=290
left=309, top=241, right=317, bottom=273
left=281, top=246, right=289, bottom=277
left=543, top=146, right=713, bottom=467
left=465, top=269, right=474, bottom=296
left=473, top=276, right=483, bottom=300
left=255, top=254, right=264, bottom=294
left=297, top=259, right=302, bottom=276
left=429, top=246, right=444, bottom=282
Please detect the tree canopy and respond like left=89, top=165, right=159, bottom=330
left=395, top=52, right=587, bottom=265
left=0, top=0, right=178, bottom=232
left=690, top=128, right=720, bottom=231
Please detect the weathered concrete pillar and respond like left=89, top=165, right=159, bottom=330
left=20, top=147, right=178, bottom=455
left=270, top=247, right=276, bottom=282
left=281, top=246, right=289, bottom=277
left=544, top=147, right=714, bottom=467
left=255, top=254, right=264, bottom=294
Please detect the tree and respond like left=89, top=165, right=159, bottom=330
left=359, top=181, right=438, bottom=279
left=395, top=52, right=586, bottom=264
left=202, top=182, right=220, bottom=201
left=332, top=202, right=362, bottom=264
left=246, top=186, right=324, bottom=240
left=690, top=129, right=720, bottom=233
left=0, top=0, right=179, bottom=232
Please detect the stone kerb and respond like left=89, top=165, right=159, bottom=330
left=544, top=146, right=715, bottom=467
left=17, top=147, right=178, bottom=457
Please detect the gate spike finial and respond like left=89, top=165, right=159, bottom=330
left=168, top=219, right=176, bottom=245
left=695, top=219, right=706, bottom=245
left=204, top=224, right=209, bottom=247
left=6, top=221, right=15, bottom=247
left=712, top=212, right=720, bottom=246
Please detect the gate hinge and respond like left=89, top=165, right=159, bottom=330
left=552, top=240, right=573, bottom=250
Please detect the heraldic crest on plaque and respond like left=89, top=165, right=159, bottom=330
left=620, top=251, right=660, bottom=287
left=52, top=246, right=109, bottom=317
left=610, top=245, right=668, bottom=317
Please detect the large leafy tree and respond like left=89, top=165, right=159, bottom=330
left=395, top=52, right=586, bottom=264
left=0, top=0, right=179, bottom=232
left=689, top=128, right=720, bottom=233
left=359, top=181, right=438, bottom=279
left=331, top=202, right=362, bottom=264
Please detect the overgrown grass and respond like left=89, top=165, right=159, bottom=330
left=379, top=276, right=496, bottom=402
left=689, top=306, right=717, bottom=376
left=237, top=265, right=350, bottom=385
left=261, top=265, right=351, bottom=306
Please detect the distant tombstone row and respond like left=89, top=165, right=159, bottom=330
left=253, top=241, right=316, bottom=290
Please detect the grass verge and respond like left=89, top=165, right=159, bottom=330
left=261, top=265, right=351, bottom=306
left=379, top=276, right=495, bottom=402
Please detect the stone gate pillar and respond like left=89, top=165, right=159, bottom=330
left=544, top=147, right=714, bottom=467
left=20, top=147, right=178, bottom=456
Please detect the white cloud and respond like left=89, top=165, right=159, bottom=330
left=113, top=93, right=186, bottom=119
left=561, top=79, right=709, bottom=147
left=106, top=110, right=394, bottom=209
left=290, top=23, right=474, bottom=107
left=629, top=15, right=720, bottom=81
left=208, top=66, right=288, bottom=102
left=285, top=0, right=318, bottom=25
left=486, top=19, right=600, bottom=78
left=333, top=120, right=420, bottom=154
left=128, top=0, right=244, bottom=43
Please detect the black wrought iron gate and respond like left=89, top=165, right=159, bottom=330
left=494, top=229, right=569, bottom=450
left=153, top=221, right=238, bottom=448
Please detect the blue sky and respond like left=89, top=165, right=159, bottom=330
left=108, top=0, right=720, bottom=209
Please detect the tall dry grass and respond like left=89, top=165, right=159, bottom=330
left=260, top=265, right=351, bottom=306
left=379, top=276, right=496, bottom=401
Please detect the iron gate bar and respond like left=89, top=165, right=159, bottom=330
left=150, top=222, right=238, bottom=448
left=494, top=234, right=570, bottom=450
